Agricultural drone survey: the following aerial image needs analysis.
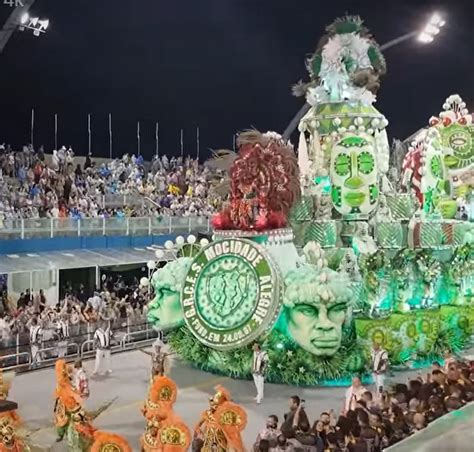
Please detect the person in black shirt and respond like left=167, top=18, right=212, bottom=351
left=281, top=396, right=309, bottom=440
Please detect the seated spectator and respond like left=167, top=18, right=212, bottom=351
left=274, top=434, right=294, bottom=452
left=310, top=420, right=326, bottom=452
left=254, top=415, right=280, bottom=451
left=347, top=424, right=367, bottom=452
left=325, top=432, right=342, bottom=452
left=412, top=412, right=426, bottom=432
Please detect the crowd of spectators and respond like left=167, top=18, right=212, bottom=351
left=0, top=274, right=152, bottom=359
left=0, top=143, right=223, bottom=221
left=253, top=358, right=474, bottom=451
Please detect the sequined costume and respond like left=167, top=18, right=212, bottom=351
left=141, top=375, right=191, bottom=451
left=195, top=386, right=247, bottom=452
left=139, top=339, right=174, bottom=380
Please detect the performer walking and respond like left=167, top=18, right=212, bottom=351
left=139, top=337, right=174, bottom=379
left=371, top=342, right=389, bottom=396
left=252, top=343, right=268, bottom=404
left=92, top=321, right=113, bottom=377
left=29, top=317, right=43, bottom=368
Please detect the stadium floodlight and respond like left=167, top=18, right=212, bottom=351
left=18, top=12, right=50, bottom=36
left=418, top=13, right=445, bottom=43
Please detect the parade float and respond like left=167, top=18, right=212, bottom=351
left=145, top=16, right=474, bottom=385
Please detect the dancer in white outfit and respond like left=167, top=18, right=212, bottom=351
left=92, top=322, right=113, bottom=376
left=252, top=343, right=268, bottom=404
left=371, top=342, right=389, bottom=396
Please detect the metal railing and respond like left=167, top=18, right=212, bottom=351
left=0, top=215, right=211, bottom=240
left=0, top=319, right=159, bottom=371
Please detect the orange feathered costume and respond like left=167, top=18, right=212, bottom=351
left=0, top=370, right=25, bottom=452
left=141, top=375, right=191, bottom=451
left=54, top=359, right=132, bottom=451
left=195, top=385, right=247, bottom=452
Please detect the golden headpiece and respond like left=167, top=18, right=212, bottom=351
left=209, top=385, right=231, bottom=408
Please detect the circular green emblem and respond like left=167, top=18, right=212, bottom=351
left=181, top=238, right=281, bottom=350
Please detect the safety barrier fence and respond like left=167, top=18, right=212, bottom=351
left=0, top=215, right=211, bottom=240
left=0, top=318, right=159, bottom=371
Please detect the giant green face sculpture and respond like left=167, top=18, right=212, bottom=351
left=147, top=257, right=192, bottom=330
left=283, top=264, right=352, bottom=357
left=441, top=123, right=474, bottom=172
left=330, top=134, right=379, bottom=216
left=287, top=298, right=347, bottom=357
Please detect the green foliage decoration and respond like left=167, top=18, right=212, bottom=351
left=168, top=327, right=365, bottom=385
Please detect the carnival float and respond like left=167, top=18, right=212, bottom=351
left=145, top=16, right=474, bottom=386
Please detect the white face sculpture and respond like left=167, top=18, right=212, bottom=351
left=330, top=134, right=379, bottom=216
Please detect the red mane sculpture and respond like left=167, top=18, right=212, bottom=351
left=212, top=130, right=300, bottom=231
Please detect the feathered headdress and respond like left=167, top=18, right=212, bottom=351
left=209, top=385, right=231, bottom=407
left=144, top=376, right=178, bottom=420
left=91, top=431, right=133, bottom=452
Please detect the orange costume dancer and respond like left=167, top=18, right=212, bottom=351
left=54, top=359, right=132, bottom=451
left=0, top=370, right=28, bottom=452
left=141, top=375, right=191, bottom=451
left=194, top=385, right=247, bottom=452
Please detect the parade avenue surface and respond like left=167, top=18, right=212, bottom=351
left=11, top=349, right=474, bottom=450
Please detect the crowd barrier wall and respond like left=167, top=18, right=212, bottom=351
left=0, top=233, right=176, bottom=254
left=0, top=215, right=211, bottom=254
left=0, top=318, right=159, bottom=372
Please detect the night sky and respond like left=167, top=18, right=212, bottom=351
left=0, top=0, right=472, bottom=160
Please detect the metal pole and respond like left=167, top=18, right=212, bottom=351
left=30, top=108, right=34, bottom=147
left=54, top=113, right=58, bottom=150
left=232, top=134, right=236, bottom=152
left=196, top=126, right=200, bottom=161
left=109, top=113, right=113, bottom=159
left=88, top=114, right=91, bottom=156
left=180, top=129, right=184, bottom=158
left=137, top=121, right=141, bottom=156
left=0, top=0, right=37, bottom=55
left=155, top=122, right=159, bottom=158
left=379, top=31, right=418, bottom=51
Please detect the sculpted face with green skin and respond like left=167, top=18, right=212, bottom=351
left=330, top=134, right=379, bottom=217
left=283, top=264, right=352, bottom=357
left=147, top=257, right=192, bottom=330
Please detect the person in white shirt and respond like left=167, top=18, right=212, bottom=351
left=56, top=314, right=70, bottom=358
left=29, top=317, right=43, bottom=368
left=92, top=321, right=113, bottom=377
left=371, top=342, right=389, bottom=396
left=344, top=376, right=367, bottom=413
left=252, top=343, right=268, bottom=404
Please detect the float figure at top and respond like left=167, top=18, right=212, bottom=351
left=212, top=130, right=300, bottom=231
